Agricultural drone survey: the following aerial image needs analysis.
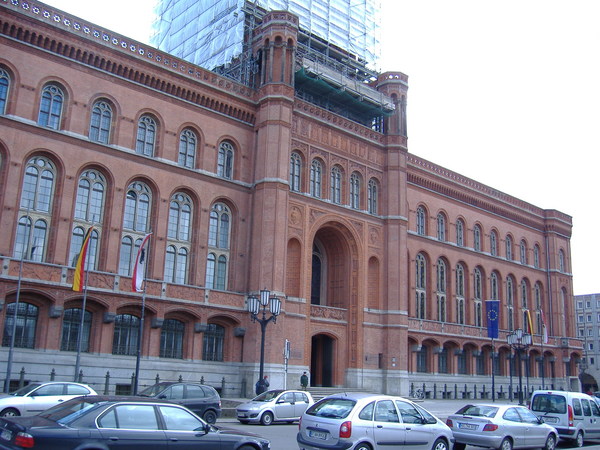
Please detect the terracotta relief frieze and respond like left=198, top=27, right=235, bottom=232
left=309, top=208, right=326, bottom=225
left=369, top=226, right=381, bottom=247
left=289, top=205, right=303, bottom=227
left=310, top=305, right=347, bottom=321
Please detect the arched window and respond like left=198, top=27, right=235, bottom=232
left=160, top=319, right=184, bottom=359
left=506, top=277, right=515, bottom=331
left=415, top=253, right=426, bottom=319
left=119, top=182, right=152, bottom=276
left=456, top=219, right=464, bottom=247
left=38, top=84, right=64, bottom=129
left=2, top=302, right=38, bottom=348
left=533, top=245, right=541, bottom=269
left=165, top=193, right=191, bottom=284
left=490, top=272, right=499, bottom=299
left=164, top=245, right=188, bottom=284
left=310, top=160, right=322, bottom=198
left=521, top=279, right=528, bottom=309
left=416, top=346, right=428, bottom=373
left=473, top=225, right=482, bottom=252
left=14, top=216, right=47, bottom=262
left=490, top=231, right=498, bottom=256
left=330, top=166, right=342, bottom=204
left=520, top=239, right=527, bottom=264
left=60, top=308, right=92, bottom=352
left=534, top=283, right=543, bottom=334
left=206, top=203, right=231, bottom=290
left=217, top=141, right=234, bottom=179
left=112, top=314, right=139, bottom=356
left=135, top=115, right=157, bottom=156
left=349, top=172, right=360, bottom=209
left=178, top=129, right=196, bottom=168
left=89, top=100, right=112, bottom=144
left=505, top=235, right=513, bottom=260
left=456, top=264, right=465, bottom=324
left=289, top=152, right=301, bottom=192
left=367, top=178, right=378, bottom=214
left=559, top=250, right=565, bottom=272
left=437, top=213, right=446, bottom=241
left=416, top=206, right=426, bottom=236
left=0, top=68, right=10, bottom=114
left=203, top=323, right=224, bottom=361
left=474, top=268, right=483, bottom=327
left=68, top=226, right=99, bottom=268
left=436, top=259, right=447, bottom=322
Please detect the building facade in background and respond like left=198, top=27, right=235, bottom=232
left=0, top=1, right=580, bottom=398
left=575, top=294, right=600, bottom=393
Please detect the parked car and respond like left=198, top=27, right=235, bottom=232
left=236, top=389, right=314, bottom=425
left=446, top=403, right=558, bottom=450
left=529, top=389, right=600, bottom=447
left=297, top=392, right=453, bottom=450
left=138, top=381, right=221, bottom=423
left=0, top=395, right=270, bottom=450
left=0, top=381, right=97, bottom=417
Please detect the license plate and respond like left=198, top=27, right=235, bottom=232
left=543, top=417, right=558, bottom=423
left=458, top=423, right=478, bottom=430
left=309, top=430, right=327, bottom=440
left=1, top=430, right=11, bottom=441
left=238, top=413, right=247, bottom=418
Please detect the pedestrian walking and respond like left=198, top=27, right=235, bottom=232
left=255, top=374, right=269, bottom=395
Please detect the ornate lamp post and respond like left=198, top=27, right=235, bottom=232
left=247, top=289, right=281, bottom=381
left=507, top=328, right=532, bottom=405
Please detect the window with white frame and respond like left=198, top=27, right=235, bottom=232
left=416, top=206, right=426, bottom=236
left=0, top=68, right=9, bottom=114
left=330, top=166, right=342, bottom=204
left=367, top=178, right=378, bottom=214
left=217, top=141, right=234, bottom=179
left=118, top=182, right=152, bottom=276
left=135, top=115, right=157, bottom=157
left=89, top=100, right=112, bottom=144
left=289, top=152, right=302, bottom=192
left=456, top=219, right=464, bottom=246
left=437, top=213, right=446, bottom=241
left=349, top=172, right=360, bottom=209
left=415, top=253, right=426, bottom=319
left=164, top=193, right=192, bottom=284
left=474, top=225, right=481, bottom=251
left=310, top=160, right=322, bottom=198
left=178, top=129, right=196, bottom=169
left=38, top=84, right=64, bottom=129
left=206, top=202, right=231, bottom=290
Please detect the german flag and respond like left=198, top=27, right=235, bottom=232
left=72, top=226, right=94, bottom=292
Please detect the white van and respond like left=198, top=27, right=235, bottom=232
left=529, top=390, right=600, bottom=447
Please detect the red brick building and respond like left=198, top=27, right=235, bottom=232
left=0, top=1, right=580, bottom=398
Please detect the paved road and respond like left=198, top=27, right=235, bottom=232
left=218, top=398, right=600, bottom=450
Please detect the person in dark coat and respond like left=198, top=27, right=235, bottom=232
left=300, top=372, right=309, bottom=390
left=255, top=375, right=269, bottom=395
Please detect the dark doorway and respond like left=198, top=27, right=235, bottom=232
left=311, top=334, right=335, bottom=387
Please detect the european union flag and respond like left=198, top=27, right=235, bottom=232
left=485, top=300, right=500, bottom=339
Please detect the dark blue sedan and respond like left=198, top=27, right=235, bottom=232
left=0, top=395, right=270, bottom=449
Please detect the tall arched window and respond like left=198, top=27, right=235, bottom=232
left=203, top=323, right=224, bottom=361
left=367, top=178, right=378, bottom=214
left=490, top=231, right=498, bottom=256
left=165, top=188, right=193, bottom=282
left=456, top=264, right=465, bottom=324
left=490, top=272, right=499, bottom=299
left=289, top=152, right=302, bottom=192
left=112, top=314, right=139, bottom=356
left=349, top=172, right=360, bottom=209
left=520, top=239, right=527, bottom=264
left=415, top=253, right=426, bottom=319
left=0, top=68, right=10, bottom=114
left=533, top=245, right=541, bottom=269
left=330, top=166, right=342, bottom=204
left=89, top=100, right=112, bottom=144
left=505, top=235, right=513, bottom=260
left=38, top=84, right=64, bottom=129
left=474, top=268, right=483, bottom=327
left=436, top=259, right=447, bottom=322
left=119, top=182, right=152, bottom=276
left=456, top=219, right=464, bottom=246
left=178, top=129, right=196, bottom=168
left=135, top=115, right=157, bottom=156
left=506, top=277, right=515, bottom=331
left=473, top=225, right=482, bottom=252
left=217, top=141, right=234, bottom=179
left=2, top=302, right=38, bottom=348
left=310, top=160, right=322, bottom=198
left=559, top=250, right=565, bottom=272
left=534, top=282, right=543, bottom=334
left=60, top=308, right=92, bottom=352
left=160, top=319, right=184, bottom=359
left=68, top=226, right=99, bottom=268
left=416, top=206, right=426, bottom=236
left=206, top=203, right=231, bottom=290
left=521, top=279, right=529, bottom=330
left=437, top=213, right=446, bottom=241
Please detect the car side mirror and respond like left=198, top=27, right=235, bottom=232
left=158, top=394, right=167, bottom=399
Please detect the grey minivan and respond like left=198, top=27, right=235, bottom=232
left=297, top=392, right=453, bottom=450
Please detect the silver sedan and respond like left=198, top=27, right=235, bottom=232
left=445, top=403, right=558, bottom=450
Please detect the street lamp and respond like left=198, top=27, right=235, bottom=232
left=507, top=328, right=532, bottom=405
left=247, top=289, right=281, bottom=381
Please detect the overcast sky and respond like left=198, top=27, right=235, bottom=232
left=42, top=0, right=599, bottom=295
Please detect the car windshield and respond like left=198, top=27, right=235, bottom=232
left=253, top=390, right=284, bottom=402
left=138, top=383, right=171, bottom=397
left=530, top=394, right=567, bottom=414
left=38, top=398, right=99, bottom=424
left=10, top=383, right=42, bottom=396
left=455, top=405, right=498, bottom=418
left=306, top=398, right=356, bottom=419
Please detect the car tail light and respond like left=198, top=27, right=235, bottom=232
left=482, top=424, right=498, bottom=432
left=298, top=416, right=302, bottom=429
left=15, top=432, right=34, bottom=448
left=568, top=404, right=574, bottom=427
left=445, top=419, right=454, bottom=427
left=339, top=421, right=352, bottom=438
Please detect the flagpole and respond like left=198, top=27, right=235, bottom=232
left=491, top=337, right=496, bottom=402
left=4, top=202, right=32, bottom=393
left=73, top=224, right=94, bottom=381
left=133, top=233, right=151, bottom=395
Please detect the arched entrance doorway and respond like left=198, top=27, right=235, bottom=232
left=311, top=334, right=336, bottom=387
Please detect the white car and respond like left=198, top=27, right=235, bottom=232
left=237, top=389, right=314, bottom=425
left=0, top=381, right=97, bottom=417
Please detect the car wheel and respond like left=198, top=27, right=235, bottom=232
left=237, top=446, right=255, bottom=450
left=260, top=411, right=274, bottom=426
left=353, top=444, right=372, bottom=450
left=499, top=437, right=513, bottom=450
left=0, top=408, right=19, bottom=417
left=573, top=431, right=584, bottom=447
left=543, top=434, right=556, bottom=450
left=202, top=410, right=217, bottom=424
left=453, top=444, right=466, bottom=450
left=431, top=438, right=448, bottom=450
